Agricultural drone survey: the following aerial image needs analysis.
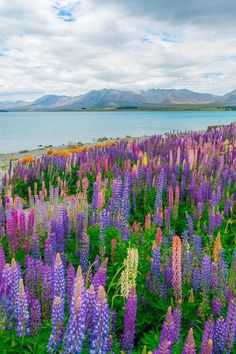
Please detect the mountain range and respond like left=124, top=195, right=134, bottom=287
left=1, top=88, right=236, bottom=111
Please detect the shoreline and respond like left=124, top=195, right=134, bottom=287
left=0, top=122, right=229, bottom=182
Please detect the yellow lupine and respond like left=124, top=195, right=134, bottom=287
left=142, top=153, right=148, bottom=166
left=213, top=232, right=222, bottom=262
left=120, top=248, right=138, bottom=298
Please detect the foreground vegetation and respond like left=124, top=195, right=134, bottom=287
left=0, top=123, right=235, bottom=353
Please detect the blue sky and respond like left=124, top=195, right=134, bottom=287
left=0, top=0, right=236, bottom=100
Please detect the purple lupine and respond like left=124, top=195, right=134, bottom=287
left=42, top=264, right=53, bottom=319
left=201, top=255, right=211, bottom=293
left=64, top=266, right=88, bottom=353
left=92, top=258, right=108, bottom=294
left=211, top=298, right=222, bottom=316
left=0, top=244, right=6, bottom=282
left=90, top=286, right=110, bottom=354
left=155, top=168, right=165, bottom=212
left=15, top=279, right=29, bottom=337
left=0, top=263, right=13, bottom=329
left=80, top=233, right=90, bottom=274
left=151, top=245, right=161, bottom=283
left=66, top=262, right=75, bottom=306
left=87, top=284, right=98, bottom=339
left=200, top=315, right=214, bottom=354
left=164, top=266, right=172, bottom=287
left=193, top=236, right=202, bottom=265
left=159, top=307, right=175, bottom=348
left=173, top=305, right=182, bottom=344
left=217, top=249, right=228, bottom=301
left=224, top=298, right=236, bottom=353
left=192, top=267, right=201, bottom=292
left=11, top=258, right=22, bottom=316
left=77, top=213, right=84, bottom=249
left=120, top=285, right=137, bottom=353
left=30, top=299, right=41, bottom=336
left=213, top=316, right=225, bottom=353
left=182, top=328, right=196, bottom=354
left=31, top=233, right=40, bottom=260
left=53, top=253, right=65, bottom=300
left=47, top=296, right=64, bottom=353
left=186, top=213, right=194, bottom=239
left=153, top=340, right=172, bottom=354
left=183, top=250, right=193, bottom=285
left=44, top=237, right=54, bottom=266
left=210, top=262, right=218, bottom=289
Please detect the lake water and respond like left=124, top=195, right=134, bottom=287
left=0, top=111, right=235, bottom=153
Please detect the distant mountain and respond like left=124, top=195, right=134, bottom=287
left=140, top=89, right=218, bottom=105
left=1, top=88, right=236, bottom=111
left=220, top=89, right=236, bottom=104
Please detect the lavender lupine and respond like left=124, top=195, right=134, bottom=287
left=90, top=286, right=110, bottom=354
left=120, top=285, right=137, bottom=353
left=47, top=296, right=64, bottom=353
left=15, top=279, right=29, bottom=337
left=64, top=266, right=88, bottom=353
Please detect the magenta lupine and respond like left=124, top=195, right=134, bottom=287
left=53, top=253, right=65, bottom=300
left=47, top=296, right=64, bottom=353
left=213, top=316, right=225, bottom=353
left=200, top=315, right=214, bottom=354
left=120, top=285, right=137, bottom=353
left=90, top=286, right=110, bottom=354
left=30, top=299, right=41, bottom=336
left=15, top=279, right=29, bottom=337
left=182, top=328, right=196, bottom=354
left=64, top=266, right=88, bottom=353
left=224, top=298, right=236, bottom=353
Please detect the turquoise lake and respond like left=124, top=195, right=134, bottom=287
left=0, top=111, right=236, bottom=153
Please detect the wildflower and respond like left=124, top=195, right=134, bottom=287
left=120, top=285, right=137, bottom=353
left=172, top=236, right=182, bottom=301
left=47, top=296, right=64, bottom=353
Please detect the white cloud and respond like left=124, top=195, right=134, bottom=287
left=0, top=0, right=235, bottom=100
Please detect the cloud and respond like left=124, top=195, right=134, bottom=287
left=0, top=0, right=235, bottom=100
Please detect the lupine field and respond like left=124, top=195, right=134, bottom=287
left=0, top=123, right=236, bottom=353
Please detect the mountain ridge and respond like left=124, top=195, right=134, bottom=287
left=1, top=88, right=236, bottom=111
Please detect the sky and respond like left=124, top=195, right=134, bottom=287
left=0, top=0, right=236, bottom=101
